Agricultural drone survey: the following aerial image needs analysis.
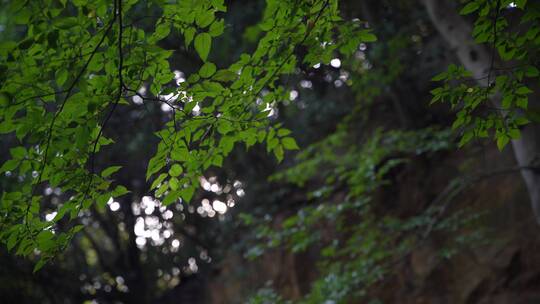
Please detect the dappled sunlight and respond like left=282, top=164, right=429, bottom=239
left=45, top=211, right=57, bottom=222
left=300, top=80, right=313, bottom=89
left=126, top=175, right=244, bottom=256
left=173, top=70, right=186, bottom=85
left=196, top=176, right=243, bottom=218
left=330, top=58, right=341, bottom=68
left=132, top=196, right=175, bottom=249
left=132, top=86, right=146, bottom=105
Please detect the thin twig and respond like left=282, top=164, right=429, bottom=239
left=25, top=7, right=117, bottom=228
left=76, top=0, right=125, bottom=215
left=240, top=0, right=331, bottom=114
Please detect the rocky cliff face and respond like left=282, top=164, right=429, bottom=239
left=207, top=143, right=540, bottom=303
left=389, top=150, right=540, bottom=304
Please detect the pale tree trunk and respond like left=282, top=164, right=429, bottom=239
left=421, top=0, right=540, bottom=224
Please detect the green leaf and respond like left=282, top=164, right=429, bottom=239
left=71, top=225, right=85, bottom=234
left=277, top=128, right=292, bottom=137
left=526, top=110, right=540, bottom=123
left=96, top=194, right=111, bottom=208
left=211, top=0, right=227, bottom=11
left=497, top=135, right=510, bottom=150
left=220, top=136, right=235, bottom=154
left=146, top=155, right=165, bottom=180
left=515, top=0, right=527, bottom=9
left=199, top=62, right=216, bottom=78
left=212, top=154, right=224, bottom=167
left=169, top=164, right=183, bottom=177
left=56, top=69, right=68, bottom=87
left=10, top=146, right=26, bottom=159
left=516, top=97, right=528, bottom=109
left=53, top=17, right=79, bottom=30
left=169, top=177, right=179, bottom=190
left=33, top=259, right=47, bottom=273
left=151, top=173, right=168, bottom=190
left=187, top=73, right=200, bottom=84
left=37, top=230, right=55, bottom=251
left=7, top=231, right=18, bottom=251
left=359, top=31, right=377, bottom=42
left=458, top=131, right=473, bottom=147
left=184, top=27, right=196, bottom=47
left=112, top=185, right=130, bottom=197
left=274, top=145, right=284, bottom=162
left=515, top=117, right=529, bottom=126
left=282, top=137, right=299, bottom=150
left=267, top=137, right=279, bottom=153
left=101, top=166, right=122, bottom=178
left=156, top=183, right=169, bottom=197
left=209, top=19, right=224, bottom=37
left=0, top=159, right=18, bottom=173
left=502, top=95, right=513, bottom=108
left=14, top=8, right=31, bottom=25
left=218, top=120, right=233, bottom=134
left=196, top=10, right=215, bottom=28
left=162, top=190, right=180, bottom=206
left=181, top=186, right=195, bottom=202
left=516, top=86, right=533, bottom=95
left=213, top=69, right=237, bottom=82
left=152, top=22, right=171, bottom=42
left=194, top=33, right=212, bottom=61
left=431, top=72, right=447, bottom=81
left=525, top=66, right=539, bottom=77
left=171, top=148, right=189, bottom=161
left=508, top=128, right=521, bottom=139
left=460, top=2, right=480, bottom=15
left=257, top=130, right=266, bottom=143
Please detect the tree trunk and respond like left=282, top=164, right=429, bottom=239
left=421, top=0, right=540, bottom=224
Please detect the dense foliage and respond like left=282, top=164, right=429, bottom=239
left=431, top=0, right=538, bottom=149
left=0, top=0, right=376, bottom=271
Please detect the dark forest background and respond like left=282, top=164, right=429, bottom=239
left=1, top=0, right=540, bottom=303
